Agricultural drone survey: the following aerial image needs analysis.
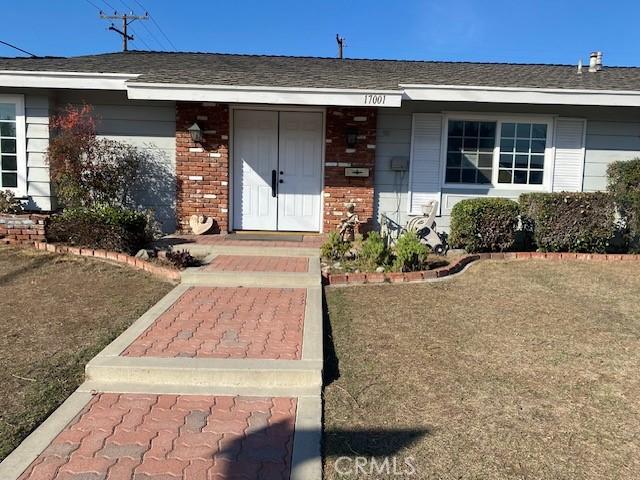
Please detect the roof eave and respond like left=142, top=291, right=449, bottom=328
left=0, top=70, right=139, bottom=90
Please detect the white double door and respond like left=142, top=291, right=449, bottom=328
left=233, top=109, right=323, bottom=231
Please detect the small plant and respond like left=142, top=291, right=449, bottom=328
left=166, top=249, right=197, bottom=269
left=392, top=230, right=429, bottom=272
left=450, top=198, right=520, bottom=253
left=358, top=231, right=390, bottom=270
left=0, top=190, right=23, bottom=214
left=321, top=231, right=352, bottom=261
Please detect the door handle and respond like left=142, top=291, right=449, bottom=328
left=271, top=170, right=277, bottom=197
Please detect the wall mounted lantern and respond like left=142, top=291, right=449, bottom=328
left=188, top=122, right=203, bottom=143
left=345, top=127, right=358, bottom=148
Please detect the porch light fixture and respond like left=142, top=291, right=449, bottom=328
left=188, top=122, right=203, bottom=143
left=345, top=127, right=358, bottom=148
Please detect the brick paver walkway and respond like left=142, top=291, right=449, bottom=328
left=206, top=255, right=309, bottom=273
left=122, top=287, right=306, bottom=360
left=18, top=393, right=297, bottom=480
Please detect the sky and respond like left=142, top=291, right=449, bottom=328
left=1, top=0, right=640, bottom=66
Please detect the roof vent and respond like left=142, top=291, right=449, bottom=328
left=589, top=51, right=603, bottom=72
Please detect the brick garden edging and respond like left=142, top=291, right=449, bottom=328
left=32, top=241, right=181, bottom=281
left=324, top=251, right=640, bottom=286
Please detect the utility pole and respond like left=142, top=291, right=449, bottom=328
left=100, top=11, right=149, bottom=52
left=336, top=34, right=345, bottom=59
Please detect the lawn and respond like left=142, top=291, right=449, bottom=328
left=0, top=245, right=173, bottom=461
left=324, top=260, right=640, bottom=479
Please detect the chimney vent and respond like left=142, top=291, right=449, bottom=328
left=588, top=52, right=598, bottom=72
left=596, top=51, right=603, bottom=70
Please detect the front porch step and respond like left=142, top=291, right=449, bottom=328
left=181, top=269, right=321, bottom=287
left=85, top=356, right=323, bottom=396
left=179, top=243, right=320, bottom=258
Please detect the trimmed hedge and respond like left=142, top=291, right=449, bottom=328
left=520, top=192, right=620, bottom=253
left=449, top=198, right=520, bottom=253
left=47, top=205, right=152, bottom=254
left=608, top=158, right=640, bottom=252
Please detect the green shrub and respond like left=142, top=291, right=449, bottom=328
left=608, top=158, right=640, bottom=252
left=358, top=231, right=390, bottom=270
left=46, top=205, right=152, bottom=254
left=520, top=192, right=620, bottom=253
left=0, top=190, right=23, bottom=214
left=449, top=198, right=520, bottom=253
left=321, top=232, right=351, bottom=261
left=392, top=230, right=428, bottom=272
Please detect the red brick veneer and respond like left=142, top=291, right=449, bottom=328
left=0, top=213, right=47, bottom=244
left=176, top=102, right=230, bottom=233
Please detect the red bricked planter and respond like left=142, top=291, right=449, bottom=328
left=32, top=241, right=181, bottom=281
left=0, top=213, right=48, bottom=244
left=324, top=252, right=640, bottom=286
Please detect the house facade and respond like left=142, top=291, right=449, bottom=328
left=1, top=51, right=639, bottom=234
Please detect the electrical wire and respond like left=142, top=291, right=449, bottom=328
left=83, top=0, right=104, bottom=12
left=0, top=39, right=36, bottom=57
left=129, top=27, right=151, bottom=50
left=132, top=0, right=177, bottom=51
left=101, top=0, right=118, bottom=13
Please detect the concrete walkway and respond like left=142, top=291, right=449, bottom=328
left=0, top=240, right=323, bottom=480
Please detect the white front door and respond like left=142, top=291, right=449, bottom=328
left=233, top=109, right=323, bottom=232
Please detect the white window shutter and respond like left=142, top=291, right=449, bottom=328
left=552, top=118, right=586, bottom=192
left=408, top=113, right=443, bottom=214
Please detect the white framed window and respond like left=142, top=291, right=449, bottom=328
left=442, top=114, right=554, bottom=190
left=0, top=95, right=26, bottom=195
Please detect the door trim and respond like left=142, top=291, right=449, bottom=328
left=229, top=105, right=326, bottom=233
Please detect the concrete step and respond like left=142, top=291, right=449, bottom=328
left=181, top=269, right=321, bottom=287
left=85, top=356, right=323, bottom=396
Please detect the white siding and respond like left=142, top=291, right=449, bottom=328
left=408, top=113, right=443, bottom=215
left=552, top=118, right=586, bottom=192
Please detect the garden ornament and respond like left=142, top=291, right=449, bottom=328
left=189, top=214, right=214, bottom=235
left=339, top=203, right=361, bottom=242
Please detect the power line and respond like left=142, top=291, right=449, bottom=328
left=118, top=0, right=166, bottom=50
left=83, top=0, right=103, bottom=11
left=100, top=12, right=149, bottom=51
left=0, top=39, right=36, bottom=57
left=101, top=0, right=118, bottom=12
left=129, top=27, right=151, bottom=50
left=132, top=0, right=176, bottom=51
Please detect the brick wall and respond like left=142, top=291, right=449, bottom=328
left=176, top=102, right=230, bottom=233
left=0, top=213, right=48, bottom=244
left=323, top=107, right=377, bottom=233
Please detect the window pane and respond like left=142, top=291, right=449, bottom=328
left=464, top=121, right=479, bottom=137
left=502, top=123, right=516, bottom=137
left=531, top=124, right=547, bottom=139
left=1, top=139, right=16, bottom=154
left=462, top=153, right=477, bottom=167
left=477, top=169, right=492, bottom=184
left=448, top=121, right=464, bottom=136
left=479, top=137, right=494, bottom=152
left=498, top=169, right=512, bottom=183
left=1, top=155, right=17, bottom=171
left=447, top=152, right=461, bottom=167
left=0, top=122, right=16, bottom=137
left=531, top=139, right=545, bottom=153
left=1, top=172, right=17, bottom=188
left=461, top=169, right=476, bottom=183
left=515, top=154, right=529, bottom=168
left=516, top=123, right=531, bottom=138
left=479, top=122, right=496, bottom=137
left=515, top=139, right=530, bottom=153
left=514, top=170, right=528, bottom=184
left=499, top=154, right=513, bottom=168
left=529, top=171, right=544, bottom=184
left=478, top=154, right=493, bottom=168
left=448, top=137, right=462, bottom=152
left=446, top=168, right=460, bottom=183
left=463, top=137, right=478, bottom=150
left=530, top=155, right=545, bottom=169
left=500, top=138, right=514, bottom=152
left=0, top=104, right=16, bottom=121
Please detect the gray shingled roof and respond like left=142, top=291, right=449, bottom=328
left=1, top=51, right=640, bottom=91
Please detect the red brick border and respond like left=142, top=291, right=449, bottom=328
left=0, top=213, right=48, bottom=244
left=31, top=241, right=181, bottom=281
left=325, top=252, right=640, bottom=286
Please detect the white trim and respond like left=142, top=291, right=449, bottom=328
left=552, top=117, right=587, bottom=192
left=127, top=82, right=403, bottom=107
left=0, top=94, right=27, bottom=196
left=439, top=113, right=556, bottom=192
left=228, top=105, right=326, bottom=233
left=401, top=83, right=640, bottom=107
left=0, top=70, right=137, bottom=90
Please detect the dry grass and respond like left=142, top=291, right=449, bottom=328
left=324, top=260, right=640, bottom=479
left=0, top=245, right=173, bottom=460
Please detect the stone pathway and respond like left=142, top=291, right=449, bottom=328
left=0, top=243, right=323, bottom=480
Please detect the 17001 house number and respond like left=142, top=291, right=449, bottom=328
left=363, top=94, right=386, bottom=105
